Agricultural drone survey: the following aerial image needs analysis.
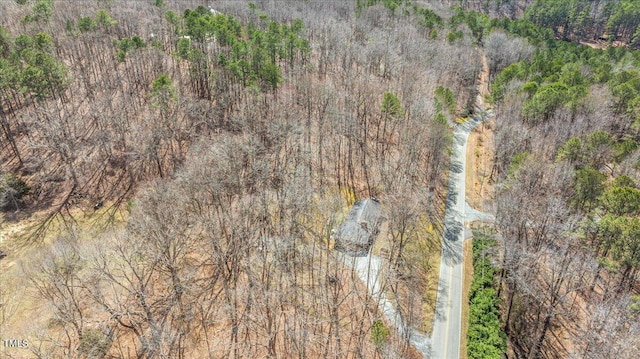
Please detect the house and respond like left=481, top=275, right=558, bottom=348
left=333, top=198, right=384, bottom=257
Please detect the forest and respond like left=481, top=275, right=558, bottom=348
left=0, top=0, right=639, bottom=358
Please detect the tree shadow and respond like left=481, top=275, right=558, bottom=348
left=433, top=279, right=449, bottom=322
left=454, top=132, right=467, bottom=145
left=450, top=160, right=463, bottom=174
left=441, top=234, right=463, bottom=265
left=446, top=189, right=458, bottom=208
left=444, top=221, right=462, bottom=242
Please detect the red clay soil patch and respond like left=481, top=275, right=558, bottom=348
left=466, top=119, right=495, bottom=212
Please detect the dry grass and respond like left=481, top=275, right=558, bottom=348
left=456, top=116, right=472, bottom=124
left=416, top=224, right=442, bottom=335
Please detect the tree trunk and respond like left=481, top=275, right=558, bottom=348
left=528, top=314, right=552, bottom=359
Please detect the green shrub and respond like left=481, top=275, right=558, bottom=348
left=370, top=319, right=389, bottom=349
left=466, top=228, right=507, bottom=359
left=0, top=173, right=30, bottom=210
left=78, top=328, right=112, bottom=358
left=77, top=16, right=97, bottom=32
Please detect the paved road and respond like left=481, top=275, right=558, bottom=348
left=430, top=112, right=490, bottom=359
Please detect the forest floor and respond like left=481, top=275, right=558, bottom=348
left=0, top=205, right=127, bottom=357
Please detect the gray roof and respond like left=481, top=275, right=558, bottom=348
left=333, top=198, right=383, bottom=256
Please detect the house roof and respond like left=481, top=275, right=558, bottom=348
left=333, top=198, right=383, bottom=246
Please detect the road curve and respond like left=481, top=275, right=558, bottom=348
left=430, top=112, right=489, bottom=359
